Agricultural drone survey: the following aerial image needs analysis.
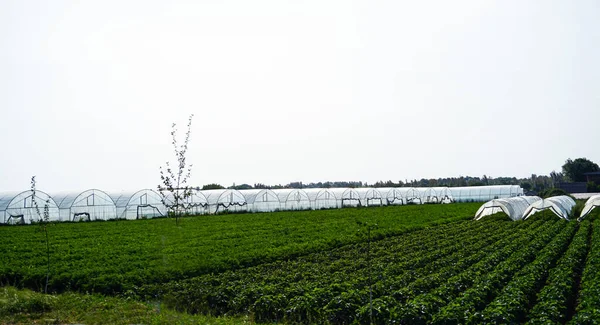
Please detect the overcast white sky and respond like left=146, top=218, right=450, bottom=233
left=1, top=0, right=599, bottom=192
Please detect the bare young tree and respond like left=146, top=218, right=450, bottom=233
left=30, top=176, right=51, bottom=294
left=158, top=114, right=194, bottom=226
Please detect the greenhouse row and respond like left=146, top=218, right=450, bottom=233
left=475, top=195, right=592, bottom=221
left=0, top=185, right=523, bottom=224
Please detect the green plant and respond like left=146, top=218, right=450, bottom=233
left=30, top=176, right=51, bottom=294
left=158, top=114, right=194, bottom=226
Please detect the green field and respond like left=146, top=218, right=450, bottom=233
left=2, top=203, right=600, bottom=324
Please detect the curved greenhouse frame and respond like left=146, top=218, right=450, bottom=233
left=239, top=189, right=280, bottom=212
left=111, top=189, right=166, bottom=220
left=415, top=188, right=438, bottom=204
left=523, top=195, right=576, bottom=220
left=201, top=189, right=247, bottom=214
left=53, top=189, right=117, bottom=221
left=578, top=195, right=600, bottom=221
left=0, top=190, right=60, bottom=224
left=394, top=188, right=421, bottom=204
left=272, top=189, right=311, bottom=211
left=475, top=196, right=541, bottom=221
left=304, top=188, right=337, bottom=210
left=432, top=187, right=453, bottom=203
left=355, top=188, right=383, bottom=207
left=162, top=190, right=209, bottom=215
left=378, top=188, right=404, bottom=205
left=329, top=188, right=361, bottom=208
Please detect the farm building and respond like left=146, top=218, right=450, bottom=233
left=53, top=189, right=117, bottom=221
left=475, top=196, right=542, bottom=221
left=272, top=189, right=311, bottom=210
left=201, top=189, right=247, bottom=214
left=110, top=189, right=166, bottom=220
left=239, top=189, right=280, bottom=212
left=0, top=190, right=60, bottom=224
left=329, top=188, right=361, bottom=208
left=523, top=195, right=576, bottom=220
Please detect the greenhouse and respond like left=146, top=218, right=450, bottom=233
left=53, top=189, right=117, bottom=221
left=579, top=195, right=600, bottom=221
left=272, top=189, right=311, bottom=211
left=355, top=188, right=383, bottom=206
left=162, top=190, right=209, bottom=215
left=474, top=196, right=541, bottom=221
left=201, top=189, right=247, bottom=214
left=110, top=189, right=166, bottom=220
left=329, top=188, right=361, bottom=208
left=0, top=190, right=60, bottom=224
left=432, top=187, right=453, bottom=203
left=304, top=188, right=337, bottom=210
left=395, top=188, right=421, bottom=204
left=239, top=189, right=280, bottom=212
left=523, top=195, right=576, bottom=220
left=449, top=185, right=523, bottom=202
left=377, top=188, right=405, bottom=205
left=415, top=187, right=438, bottom=204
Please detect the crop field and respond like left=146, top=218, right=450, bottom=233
left=2, top=202, right=600, bottom=324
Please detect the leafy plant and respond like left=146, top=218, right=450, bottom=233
left=30, top=176, right=51, bottom=294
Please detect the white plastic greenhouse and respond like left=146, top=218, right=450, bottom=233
left=377, top=188, right=405, bottom=205
left=449, top=185, right=523, bottom=202
left=578, top=195, right=600, bottom=221
left=415, top=188, right=438, bottom=204
left=239, top=189, right=280, bottom=212
left=394, top=188, right=421, bottom=204
left=523, top=195, right=576, bottom=220
left=304, top=188, right=337, bottom=210
left=475, top=196, right=542, bottom=221
left=201, top=189, right=247, bottom=214
left=53, top=189, right=117, bottom=221
left=0, top=190, right=60, bottom=224
left=431, top=187, right=453, bottom=204
left=110, top=189, right=166, bottom=220
left=272, top=189, right=311, bottom=211
left=162, top=190, right=209, bottom=215
left=329, top=188, right=361, bottom=208
left=355, top=188, right=383, bottom=206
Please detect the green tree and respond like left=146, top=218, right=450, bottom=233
left=201, top=183, right=225, bottom=190
left=562, top=158, right=600, bottom=182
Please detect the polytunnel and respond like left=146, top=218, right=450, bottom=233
left=523, top=195, right=576, bottom=220
left=474, top=196, right=542, bottom=221
left=394, top=188, right=421, bottom=204
left=355, top=188, right=383, bottom=206
left=449, top=185, right=523, bottom=202
left=415, top=188, right=438, bottom=204
left=200, top=189, right=247, bottom=214
left=53, top=189, right=117, bottom=221
left=377, top=188, right=405, bottom=205
left=110, top=189, right=166, bottom=220
left=162, top=190, right=209, bottom=215
left=329, top=188, right=361, bottom=208
left=239, top=189, right=280, bottom=212
left=0, top=190, right=60, bottom=224
left=272, top=189, right=311, bottom=211
left=432, top=187, right=453, bottom=203
left=304, top=188, right=337, bottom=209
left=578, top=195, right=600, bottom=221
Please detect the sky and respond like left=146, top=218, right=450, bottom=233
left=1, top=0, right=599, bottom=192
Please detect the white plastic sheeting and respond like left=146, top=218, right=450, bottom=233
left=162, top=190, right=209, bottom=215
left=523, top=196, right=576, bottom=220
left=475, top=196, right=542, bottom=221
left=579, top=195, right=600, bottom=221
left=329, top=188, right=361, bottom=207
left=272, top=189, right=311, bottom=211
left=355, top=188, right=383, bottom=206
left=0, top=190, right=60, bottom=224
left=53, top=189, right=117, bottom=221
left=377, top=188, right=405, bottom=205
left=431, top=187, right=453, bottom=204
left=201, top=189, right=247, bottom=214
left=394, top=188, right=421, bottom=204
left=304, top=188, right=337, bottom=209
left=450, top=185, right=523, bottom=202
left=111, top=189, right=166, bottom=220
left=239, top=189, right=280, bottom=212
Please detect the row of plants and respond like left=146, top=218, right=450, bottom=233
left=147, top=215, right=549, bottom=323
left=0, top=203, right=480, bottom=294
left=570, top=217, right=600, bottom=323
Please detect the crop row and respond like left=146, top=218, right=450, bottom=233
left=150, top=215, right=551, bottom=323
left=570, top=218, right=600, bottom=323
left=0, top=203, right=480, bottom=294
